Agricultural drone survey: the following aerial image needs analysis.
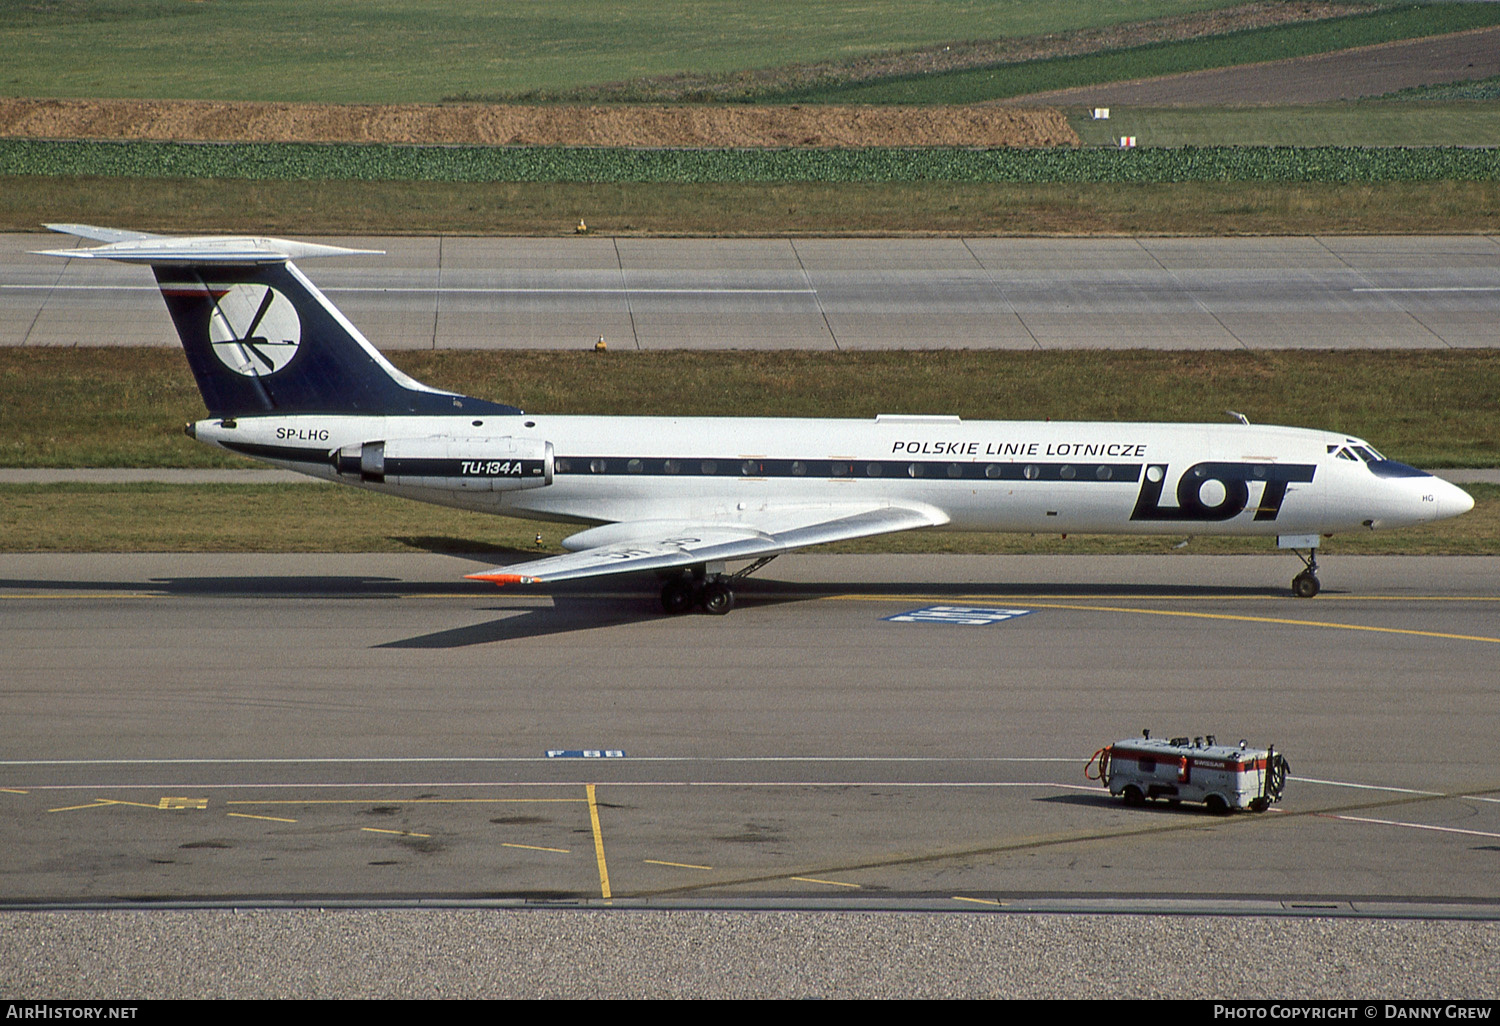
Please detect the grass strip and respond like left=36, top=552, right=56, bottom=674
left=772, top=2, right=1500, bottom=104
left=3, top=350, right=1497, bottom=470
left=2, top=482, right=1494, bottom=556
left=0, top=0, right=1264, bottom=104
left=1070, top=104, right=1500, bottom=148
left=5, top=175, right=1500, bottom=237
left=5, top=140, right=1499, bottom=183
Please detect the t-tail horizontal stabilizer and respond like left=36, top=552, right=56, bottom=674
left=37, top=224, right=519, bottom=419
left=37, top=223, right=384, bottom=264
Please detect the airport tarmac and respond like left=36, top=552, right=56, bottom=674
left=3, top=552, right=1497, bottom=917
left=4, top=232, right=1499, bottom=350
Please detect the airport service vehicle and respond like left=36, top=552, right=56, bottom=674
left=38, top=224, right=1476, bottom=615
left=1086, top=732, right=1290, bottom=814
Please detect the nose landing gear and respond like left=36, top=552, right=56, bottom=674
left=1291, top=549, right=1321, bottom=598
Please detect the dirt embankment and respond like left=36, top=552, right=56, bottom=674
left=0, top=99, right=1077, bottom=148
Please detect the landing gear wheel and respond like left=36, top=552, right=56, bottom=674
left=699, top=580, right=735, bottom=616
left=1291, top=547, right=1321, bottom=598
left=660, top=578, right=698, bottom=615
left=1291, top=571, right=1320, bottom=599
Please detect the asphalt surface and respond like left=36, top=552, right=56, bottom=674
left=5, top=232, right=1500, bottom=351
left=3, top=553, right=1496, bottom=901
left=2, top=552, right=1497, bottom=996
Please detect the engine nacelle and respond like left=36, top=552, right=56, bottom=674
left=333, top=436, right=553, bottom=491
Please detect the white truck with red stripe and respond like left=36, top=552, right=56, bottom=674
left=1087, top=732, right=1289, bottom=814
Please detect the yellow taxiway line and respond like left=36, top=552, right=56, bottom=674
left=831, top=594, right=1500, bottom=645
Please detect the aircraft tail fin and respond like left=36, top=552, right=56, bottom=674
left=37, top=225, right=519, bottom=419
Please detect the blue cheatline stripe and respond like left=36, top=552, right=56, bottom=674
left=555, top=457, right=1143, bottom=482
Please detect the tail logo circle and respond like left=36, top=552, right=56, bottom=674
left=207, top=285, right=301, bottom=376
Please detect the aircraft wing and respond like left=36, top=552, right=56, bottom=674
left=466, top=504, right=947, bottom=586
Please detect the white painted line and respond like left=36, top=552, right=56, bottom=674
left=6, top=780, right=1105, bottom=791
left=1352, top=287, right=1500, bottom=293
left=0, top=755, right=1080, bottom=766
left=0, top=284, right=817, bottom=296
left=1321, top=814, right=1500, bottom=841
left=1291, top=776, right=1443, bottom=797
left=1294, top=775, right=1500, bottom=805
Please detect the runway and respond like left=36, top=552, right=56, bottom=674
left=4, top=232, right=1499, bottom=350
left=3, top=552, right=1497, bottom=915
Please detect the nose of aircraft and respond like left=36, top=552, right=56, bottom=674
left=1436, top=478, right=1475, bottom=520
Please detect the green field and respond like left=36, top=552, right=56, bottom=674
left=4, top=349, right=1496, bottom=470
left=0, top=0, right=1258, bottom=103
left=8, top=140, right=1500, bottom=185
left=770, top=2, right=1500, bottom=104
left=1072, top=104, right=1500, bottom=148
left=6, top=175, right=1500, bottom=237
left=1380, top=73, right=1500, bottom=101
left=4, top=2, right=1487, bottom=105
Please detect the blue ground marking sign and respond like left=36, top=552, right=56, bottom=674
left=884, top=605, right=1032, bottom=625
left=546, top=749, right=626, bottom=758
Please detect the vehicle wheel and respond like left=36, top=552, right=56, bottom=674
left=660, top=578, right=697, bottom=615
left=700, top=580, right=735, bottom=616
left=1204, top=794, right=1230, bottom=816
left=1250, top=797, right=1270, bottom=813
left=1292, top=572, right=1320, bottom=598
left=1122, top=785, right=1145, bottom=807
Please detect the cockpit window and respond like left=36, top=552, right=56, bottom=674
left=1351, top=445, right=1382, bottom=462
left=1335, top=447, right=1358, bottom=461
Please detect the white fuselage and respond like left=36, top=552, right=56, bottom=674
left=194, top=413, right=1473, bottom=539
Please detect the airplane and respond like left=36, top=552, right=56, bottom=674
left=38, top=224, right=1476, bottom=614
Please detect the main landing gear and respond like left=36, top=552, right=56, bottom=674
left=659, top=556, right=778, bottom=616
left=660, top=575, right=735, bottom=616
left=1291, top=549, right=1321, bottom=598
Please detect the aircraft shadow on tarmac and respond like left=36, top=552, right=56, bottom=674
left=0, top=572, right=1289, bottom=647
left=0, top=575, right=469, bottom=598
left=379, top=575, right=1289, bottom=647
